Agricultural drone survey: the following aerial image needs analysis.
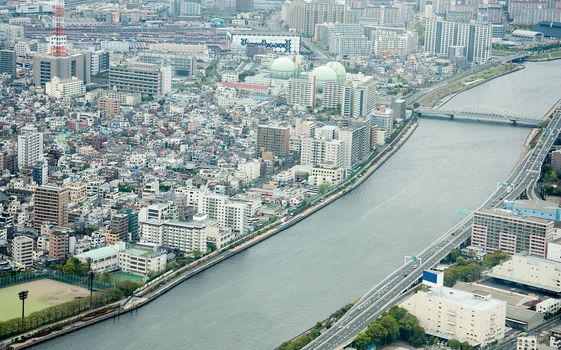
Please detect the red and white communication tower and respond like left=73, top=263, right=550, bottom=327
left=49, top=0, right=67, bottom=57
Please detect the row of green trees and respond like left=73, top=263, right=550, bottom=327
left=448, top=338, right=474, bottom=350
left=277, top=303, right=353, bottom=350
left=543, top=164, right=561, bottom=183
left=0, top=288, right=124, bottom=340
left=444, top=250, right=510, bottom=287
left=353, top=307, right=426, bottom=350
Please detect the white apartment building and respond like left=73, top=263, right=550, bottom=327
left=425, top=20, right=492, bottom=64
left=282, top=0, right=345, bottom=37
left=140, top=219, right=212, bottom=254
left=338, top=123, right=371, bottom=169
left=17, top=126, right=43, bottom=170
left=236, top=160, right=261, bottom=182
left=315, top=125, right=339, bottom=140
left=341, top=75, right=376, bottom=118
left=12, top=236, right=34, bottom=268
left=370, top=27, right=418, bottom=57
left=198, top=194, right=248, bottom=234
left=300, top=138, right=343, bottom=168
left=472, top=209, right=554, bottom=258
left=140, top=203, right=178, bottom=222
left=321, top=81, right=343, bottom=109
left=175, top=186, right=209, bottom=209
left=287, top=76, right=316, bottom=110
left=401, top=286, right=506, bottom=346
left=370, top=107, right=395, bottom=135
left=45, top=76, right=86, bottom=99
left=329, top=33, right=371, bottom=56
left=489, top=255, right=561, bottom=293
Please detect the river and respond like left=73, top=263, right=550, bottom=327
left=32, top=60, right=561, bottom=350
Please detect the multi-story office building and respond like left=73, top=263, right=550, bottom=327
left=287, top=76, right=316, bottom=110
left=256, top=125, right=290, bottom=157
left=32, top=160, right=48, bottom=185
left=338, top=122, right=371, bottom=169
left=12, top=236, right=34, bottom=268
left=17, top=126, right=43, bottom=170
left=45, top=76, right=86, bottom=99
left=97, top=98, right=120, bottom=116
left=472, top=208, right=555, bottom=258
left=33, top=185, right=69, bottom=229
left=138, top=52, right=197, bottom=76
left=282, top=0, right=346, bottom=37
left=109, top=63, right=172, bottom=97
left=142, top=202, right=178, bottom=222
left=425, top=20, right=492, bottom=64
left=110, top=213, right=130, bottom=242
left=489, top=255, right=561, bottom=293
left=401, top=286, right=506, bottom=346
left=300, top=138, right=343, bottom=168
left=127, top=209, right=139, bottom=242
left=0, top=24, right=24, bottom=41
left=48, top=230, right=69, bottom=260
left=479, top=5, right=504, bottom=24
left=32, top=53, right=91, bottom=87
left=89, top=50, right=110, bottom=76
left=341, top=75, right=376, bottom=118
left=0, top=50, right=16, bottom=79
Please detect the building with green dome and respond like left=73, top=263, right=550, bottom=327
left=311, top=65, right=338, bottom=92
left=270, top=57, right=298, bottom=80
left=325, top=61, right=347, bottom=83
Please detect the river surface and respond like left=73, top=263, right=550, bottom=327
left=33, top=61, right=561, bottom=350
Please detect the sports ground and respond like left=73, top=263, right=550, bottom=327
left=0, top=279, right=88, bottom=321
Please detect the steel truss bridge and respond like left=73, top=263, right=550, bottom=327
left=416, top=105, right=540, bottom=127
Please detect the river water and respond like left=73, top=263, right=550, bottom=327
left=32, top=61, right=561, bottom=350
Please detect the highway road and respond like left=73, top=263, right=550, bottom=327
left=303, top=102, right=561, bottom=350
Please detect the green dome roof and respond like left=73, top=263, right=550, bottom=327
left=270, top=57, right=298, bottom=79
left=326, top=61, right=346, bottom=83
left=312, top=65, right=338, bottom=92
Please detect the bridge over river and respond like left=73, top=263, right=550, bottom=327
left=416, top=105, right=540, bottom=127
